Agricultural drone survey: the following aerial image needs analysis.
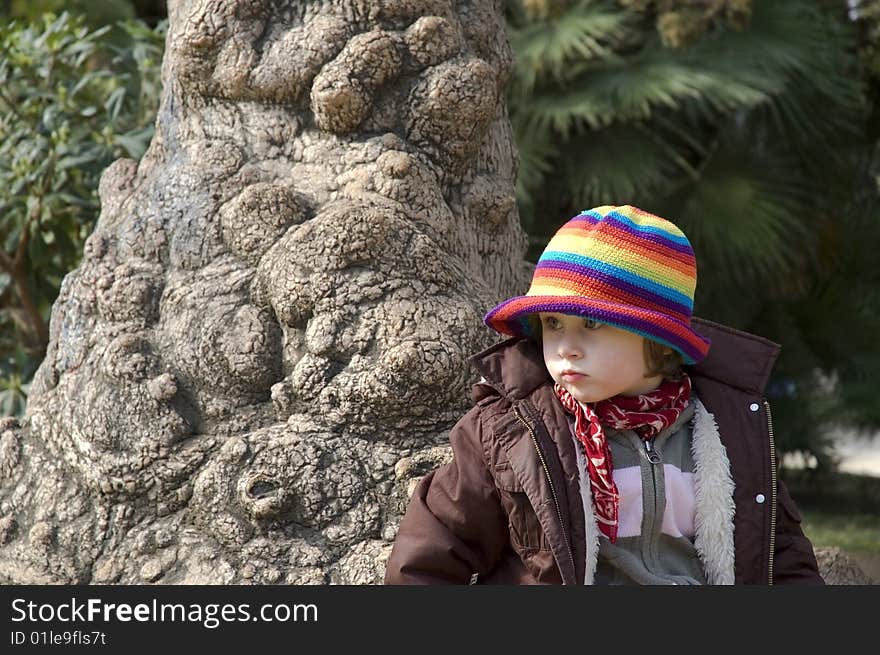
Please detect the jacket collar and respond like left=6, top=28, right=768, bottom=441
left=469, top=336, right=551, bottom=401
left=469, top=317, right=781, bottom=400
left=689, top=317, right=780, bottom=395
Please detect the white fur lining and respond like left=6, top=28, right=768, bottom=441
left=690, top=398, right=736, bottom=584
left=573, top=397, right=736, bottom=584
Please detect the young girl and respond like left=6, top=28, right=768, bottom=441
left=385, top=205, right=823, bottom=585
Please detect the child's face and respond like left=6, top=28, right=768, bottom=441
left=538, top=312, right=663, bottom=403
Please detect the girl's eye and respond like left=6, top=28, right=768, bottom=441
left=584, top=317, right=602, bottom=330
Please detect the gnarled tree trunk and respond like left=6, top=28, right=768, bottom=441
left=0, top=0, right=529, bottom=584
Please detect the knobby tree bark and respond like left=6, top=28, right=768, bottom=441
left=0, top=0, right=531, bottom=584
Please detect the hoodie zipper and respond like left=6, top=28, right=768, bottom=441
left=643, top=438, right=662, bottom=464
left=513, top=404, right=578, bottom=583
left=642, top=439, right=663, bottom=572
left=765, top=399, right=777, bottom=585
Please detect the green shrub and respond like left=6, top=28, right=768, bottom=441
left=783, top=468, right=880, bottom=515
left=0, top=11, right=164, bottom=416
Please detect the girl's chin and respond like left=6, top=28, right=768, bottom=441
left=564, top=387, right=607, bottom=405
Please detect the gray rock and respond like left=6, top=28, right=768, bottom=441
left=815, top=547, right=875, bottom=585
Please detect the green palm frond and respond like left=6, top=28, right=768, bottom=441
left=513, top=120, right=558, bottom=210
left=520, top=48, right=773, bottom=136
left=584, top=57, right=772, bottom=119
left=508, top=0, right=633, bottom=97
left=667, top=121, right=815, bottom=290
left=558, top=123, right=687, bottom=207
left=682, top=175, right=809, bottom=286
left=521, top=84, right=618, bottom=134
left=689, top=1, right=865, bottom=142
left=515, top=1, right=864, bottom=144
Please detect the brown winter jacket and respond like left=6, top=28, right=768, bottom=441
left=384, top=318, right=824, bottom=585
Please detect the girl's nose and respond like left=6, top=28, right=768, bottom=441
left=558, top=337, right=583, bottom=360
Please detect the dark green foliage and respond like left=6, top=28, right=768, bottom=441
left=506, top=0, right=880, bottom=468
left=1, top=0, right=134, bottom=26
left=0, top=12, right=164, bottom=415
left=0, top=0, right=167, bottom=27
left=783, top=468, right=880, bottom=515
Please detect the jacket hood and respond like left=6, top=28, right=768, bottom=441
left=469, top=316, right=781, bottom=402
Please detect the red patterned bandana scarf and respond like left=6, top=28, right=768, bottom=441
left=554, top=374, right=692, bottom=542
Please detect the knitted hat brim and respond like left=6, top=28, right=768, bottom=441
left=483, top=294, right=710, bottom=365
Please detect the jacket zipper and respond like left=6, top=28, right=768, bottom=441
left=643, top=439, right=662, bottom=572
left=764, top=399, right=777, bottom=585
left=513, top=404, right=578, bottom=583
left=643, top=439, right=662, bottom=465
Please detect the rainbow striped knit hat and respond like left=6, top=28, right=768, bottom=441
left=483, top=205, right=711, bottom=364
